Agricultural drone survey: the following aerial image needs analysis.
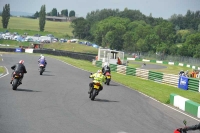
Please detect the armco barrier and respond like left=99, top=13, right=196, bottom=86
left=126, top=67, right=136, bottom=76
left=188, top=78, right=199, bottom=92
left=170, top=93, right=200, bottom=118
left=162, top=74, right=179, bottom=87
left=136, top=68, right=149, bottom=79
left=110, top=64, right=117, bottom=72
left=117, top=65, right=126, bottom=75
left=148, top=71, right=163, bottom=83
left=95, top=61, right=102, bottom=68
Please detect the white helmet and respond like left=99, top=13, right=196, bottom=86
left=40, top=54, right=43, bottom=57
left=104, top=62, right=109, bottom=67
left=41, top=56, right=45, bottom=59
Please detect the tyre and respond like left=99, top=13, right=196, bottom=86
left=12, top=79, right=18, bottom=90
left=40, top=67, right=43, bottom=75
left=91, top=89, right=97, bottom=101
left=106, top=79, right=110, bottom=85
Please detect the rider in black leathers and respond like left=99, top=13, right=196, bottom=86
left=177, top=123, right=200, bottom=132
left=102, top=62, right=111, bottom=75
left=10, top=60, right=27, bottom=84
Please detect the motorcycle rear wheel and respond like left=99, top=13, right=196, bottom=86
left=12, top=79, right=18, bottom=90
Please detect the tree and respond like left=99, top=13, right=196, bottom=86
left=1, top=4, right=10, bottom=28
left=69, top=10, right=75, bottom=17
left=61, top=9, right=68, bottom=17
left=71, top=17, right=90, bottom=39
left=34, top=11, right=39, bottom=18
left=39, top=5, right=46, bottom=31
left=51, top=8, right=57, bottom=16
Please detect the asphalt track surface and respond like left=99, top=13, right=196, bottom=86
left=0, top=53, right=199, bottom=133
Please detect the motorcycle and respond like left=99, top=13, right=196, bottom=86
left=174, top=120, right=187, bottom=133
left=39, top=64, right=45, bottom=75
left=11, top=71, right=22, bottom=90
left=105, top=72, right=111, bottom=85
left=89, top=73, right=101, bottom=101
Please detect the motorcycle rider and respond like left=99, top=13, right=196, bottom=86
left=38, top=55, right=47, bottom=68
left=10, top=60, right=27, bottom=84
left=176, top=123, right=200, bottom=132
left=89, top=70, right=106, bottom=95
left=102, top=62, right=111, bottom=75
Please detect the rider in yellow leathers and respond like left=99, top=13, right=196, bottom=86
left=89, top=70, right=106, bottom=95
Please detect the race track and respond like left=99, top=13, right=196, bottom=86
left=0, top=53, right=199, bottom=133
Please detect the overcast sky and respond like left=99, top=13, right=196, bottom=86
left=0, top=0, right=199, bottom=19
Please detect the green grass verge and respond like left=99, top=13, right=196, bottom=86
left=43, top=43, right=98, bottom=54
left=45, top=54, right=200, bottom=104
left=128, top=60, right=193, bottom=75
left=0, top=66, right=5, bottom=74
left=0, top=17, right=73, bottom=38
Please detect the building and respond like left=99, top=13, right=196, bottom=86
left=45, top=16, right=77, bottom=22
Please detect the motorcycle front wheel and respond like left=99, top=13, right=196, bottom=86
left=91, top=89, right=97, bottom=101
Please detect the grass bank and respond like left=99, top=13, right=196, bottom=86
left=0, top=17, right=73, bottom=37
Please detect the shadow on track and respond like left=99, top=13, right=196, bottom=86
left=15, top=89, right=41, bottom=92
left=41, top=74, right=55, bottom=76
left=94, top=98, right=119, bottom=102
left=107, top=84, right=119, bottom=86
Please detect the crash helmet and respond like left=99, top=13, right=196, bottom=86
left=19, top=60, right=24, bottom=64
left=97, top=70, right=102, bottom=74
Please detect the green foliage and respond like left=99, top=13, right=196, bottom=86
left=169, top=10, right=200, bottom=30
left=61, top=9, right=68, bottom=17
left=71, top=17, right=90, bottom=39
left=69, top=10, right=75, bottom=17
left=34, top=11, right=39, bottom=18
left=51, top=8, right=57, bottom=16
left=39, top=5, right=46, bottom=31
left=1, top=4, right=10, bottom=28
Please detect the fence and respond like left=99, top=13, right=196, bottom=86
left=0, top=48, right=96, bottom=62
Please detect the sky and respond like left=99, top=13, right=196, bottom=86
left=0, top=0, right=200, bottom=19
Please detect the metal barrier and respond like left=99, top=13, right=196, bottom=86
left=116, top=65, right=127, bottom=75
left=148, top=71, right=163, bottom=83
left=136, top=68, right=149, bottom=79
left=126, top=67, right=136, bottom=76
left=188, top=78, right=199, bottom=92
left=110, top=64, right=117, bottom=72
left=162, top=74, right=179, bottom=87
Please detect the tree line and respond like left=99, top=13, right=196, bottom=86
left=34, top=8, right=75, bottom=18
left=71, top=8, right=200, bottom=58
